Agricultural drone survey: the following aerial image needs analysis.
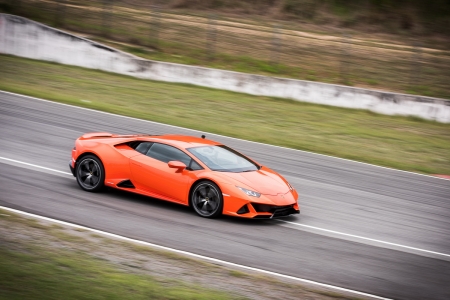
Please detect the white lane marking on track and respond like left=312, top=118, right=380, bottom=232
left=0, top=156, right=72, bottom=175
left=0, top=206, right=392, bottom=300
left=3, top=155, right=450, bottom=261
left=279, top=220, right=450, bottom=258
left=1, top=90, right=448, bottom=182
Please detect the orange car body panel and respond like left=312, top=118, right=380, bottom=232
left=71, top=133, right=299, bottom=218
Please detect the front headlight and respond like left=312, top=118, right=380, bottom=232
left=237, top=186, right=261, bottom=198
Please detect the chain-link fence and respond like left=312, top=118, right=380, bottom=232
left=1, top=0, right=449, bottom=99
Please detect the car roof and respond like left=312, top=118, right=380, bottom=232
left=141, top=135, right=222, bottom=149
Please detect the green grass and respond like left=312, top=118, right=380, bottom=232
left=0, top=211, right=239, bottom=300
left=1, top=54, right=450, bottom=175
left=0, top=241, right=236, bottom=300
left=0, top=249, right=237, bottom=300
left=117, top=44, right=302, bottom=78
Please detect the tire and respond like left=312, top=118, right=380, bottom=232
left=76, top=155, right=105, bottom=192
left=190, top=181, right=223, bottom=218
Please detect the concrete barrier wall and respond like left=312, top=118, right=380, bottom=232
left=1, top=14, right=449, bottom=123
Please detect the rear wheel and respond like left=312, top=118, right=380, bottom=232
left=190, top=181, right=223, bottom=218
left=76, top=155, right=105, bottom=192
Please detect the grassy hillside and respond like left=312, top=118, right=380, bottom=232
left=1, top=0, right=449, bottom=99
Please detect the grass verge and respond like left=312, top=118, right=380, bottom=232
left=1, top=54, right=449, bottom=174
left=0, top=219, right=236, bottom=300
left=0, top=245, right=234, bottom=300
left=0, top=209, right=361, bottom=300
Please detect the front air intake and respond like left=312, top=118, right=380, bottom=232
left=237, top=204, right=250, bottom=214
left=251, top=203, right=299, bottom=218
left=251, top=204, right=293, bottom=213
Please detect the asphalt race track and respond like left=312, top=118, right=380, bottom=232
left=1, top=91, right=449, bottom=299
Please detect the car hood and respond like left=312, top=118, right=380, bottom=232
left=220, top=169, right=289, bottom=195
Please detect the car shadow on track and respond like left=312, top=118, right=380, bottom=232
left=97, top=187, right=284, bottom=227
left=66, top=179, right=295, bottom=227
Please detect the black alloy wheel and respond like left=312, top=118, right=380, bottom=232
left=76, top=155, right=105, bottom=192
left=190, top=181, right=223, bottom=218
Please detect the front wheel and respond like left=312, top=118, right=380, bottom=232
left=76, top=155, right=105, bottom=192
left=190, top=181, right=223, bottom=218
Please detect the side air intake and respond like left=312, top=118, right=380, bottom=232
left=117, top=180, right=135, bottom=188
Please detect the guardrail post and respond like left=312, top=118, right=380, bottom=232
left=409, top=42, right=422, bottom=90
left=10, top=0, right=20, bottom=13
left=207, top=14, right=217, bottom=61
left=102, top=0, right=114, bottom=37
left=55, top=0, right=66, bottom=27
left=271, top=23, right=281, bottom=65
left=150, top=5, right=160, bottom=49
left=340, top=33, right=352, bottom=84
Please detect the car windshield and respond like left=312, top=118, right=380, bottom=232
left=187, top=145, right=259, bottom=172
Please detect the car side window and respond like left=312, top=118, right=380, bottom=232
left=135, top=142, right=153, bottom=154
left=147, top=143, right=202, bottom=170
left=189, top=159, right=203, bottom=171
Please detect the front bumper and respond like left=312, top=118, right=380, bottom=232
left=251, top=203, right=300, bottom=219
left=223, top=189, right=300, bottom=219
left=237, top=202, right=300, bottom=219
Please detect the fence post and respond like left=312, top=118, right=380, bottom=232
left=207, top=14, right=217, bottom=60
left=271, top=23, right=281, bottom=65
left=150, top=5, right=160, bottom=49
left=102, top=0, right=114, bottom=37
left=340, top=33, right=352, bottom=84
left=409, top=42, right=422, bottom=90
left=11, top=0, right=20, bottom=13
left=55, top=0, right=66, bottom=27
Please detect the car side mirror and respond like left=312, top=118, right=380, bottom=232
left=168, top=161, right=186, bottom=170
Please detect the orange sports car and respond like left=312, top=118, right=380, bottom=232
left=70, top=133, right=299, bottom=219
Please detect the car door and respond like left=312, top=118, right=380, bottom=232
left=130, top=142, right=201, bottom=204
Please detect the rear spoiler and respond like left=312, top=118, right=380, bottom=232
left=81, top=132, right=114, bottom=139
left=80, top=132, right=156, bottom=139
